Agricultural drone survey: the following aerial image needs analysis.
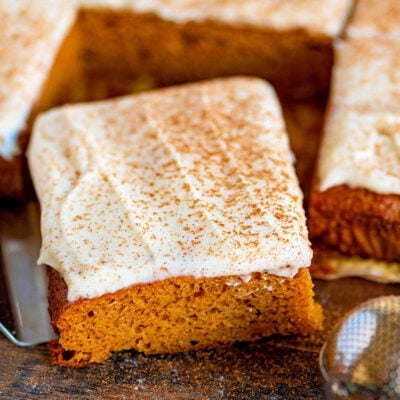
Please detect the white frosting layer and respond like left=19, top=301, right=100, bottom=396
left=347, top=0, right=400, bottom=39
left=28, top=78, right=312, bottom=302
left=83, top=0, right=353, bottom=37
left=318, top=39, right=400, bottom=194
left=0, top=1, right=76, bottom=159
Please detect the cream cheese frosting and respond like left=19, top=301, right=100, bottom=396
left=83, top=0, right=354, bottom=37
left=28, top=78, right=312, bottom=302
left=317, top=39, right=400, bottom=194
left=0, top=0, right=76, bottom=159
left=346, top=0, right=400, bottom=39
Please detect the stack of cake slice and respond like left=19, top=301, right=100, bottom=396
left=309, top=0, right=400, bottom=281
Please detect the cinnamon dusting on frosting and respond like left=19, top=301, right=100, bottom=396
left=83, top=0, right=352, bottom=36
left=318, top=39, right=400, bottom=195
left=346, top=0, right=400, bottom=39
left=28, top=77, right=311, bottom=302
left=0, top=0, right=76, bottom=159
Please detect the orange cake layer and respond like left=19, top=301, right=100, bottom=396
left=48, top=267, right=322, bottom=367
left=282, top=101, right=325, bottom=202
left=76, top=4, right=345, bottom=102
left=0, top=132, right=29, bottom=200
left=0, top=0, right=353, bottom=200
left=28, top=77, right=322, bottom=366
left=309, top=185, right=400, bottom=261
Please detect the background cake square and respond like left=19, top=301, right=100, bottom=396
left=309, top=38, right=400, bottom=281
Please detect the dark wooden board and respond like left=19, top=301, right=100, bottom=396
left=1, top=278, right=399, bottom=399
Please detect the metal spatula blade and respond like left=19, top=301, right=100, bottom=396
left=0, top=202, right=57, bottom=346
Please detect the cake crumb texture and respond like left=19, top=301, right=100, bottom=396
left=48, top=267, right=322, bottom=367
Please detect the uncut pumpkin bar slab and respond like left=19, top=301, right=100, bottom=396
left=28, top=77, right=322, bottom=367
left=309, top=38, right=400, bottom=282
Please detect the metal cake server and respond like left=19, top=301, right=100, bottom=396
left=0, top=202, right=57, bottom=346
left=320, top=296, right=400, bottom=399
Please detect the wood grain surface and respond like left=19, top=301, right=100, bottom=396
left=1, top=278, right=399, bottom=399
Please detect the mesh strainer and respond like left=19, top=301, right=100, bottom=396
left=320, top=296, right=400, bottom=399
